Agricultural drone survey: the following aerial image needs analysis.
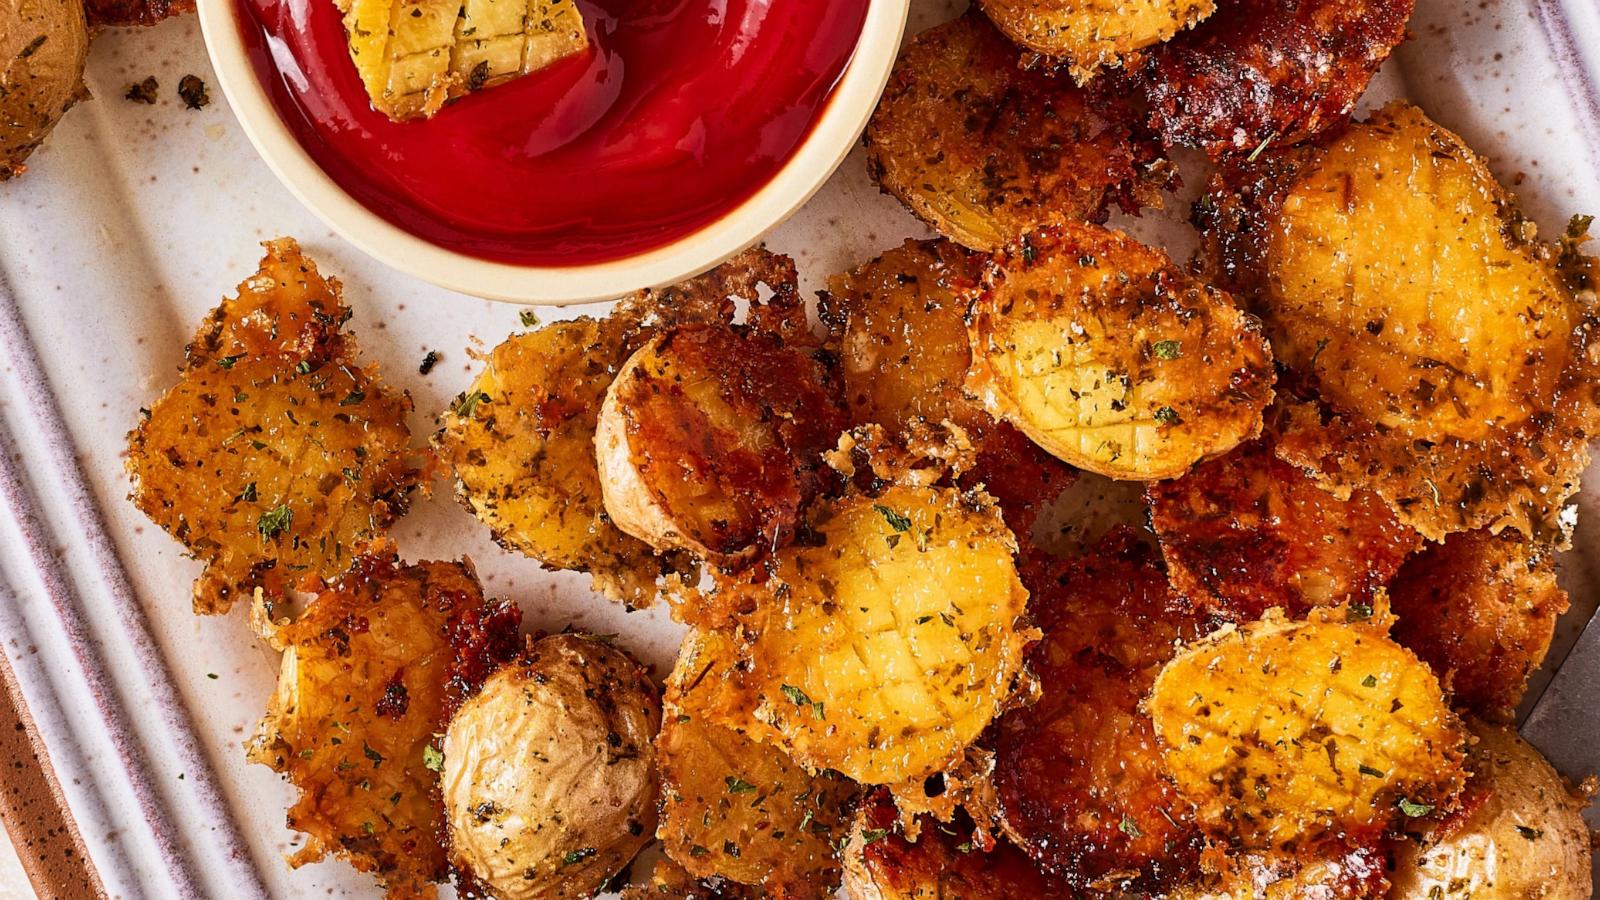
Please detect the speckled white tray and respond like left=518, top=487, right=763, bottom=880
left=1, top=1, right=1598, bottom=896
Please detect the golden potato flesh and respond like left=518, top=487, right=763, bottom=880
left=1169, top=843, right=1389, bottom=899
left=974, top=0, right=1215, bottom=79
left=1390, top=721, right=1593, bottom=900
left=1389, top=530, right=1568, bottom=722
left=865, top=12, right=1166, bottom=252
left=657, top=632, right=857, bottom=896
left=1148, top=611, right=1469, bottom=849
left=247, top=554, right=522, bottom=896
left=128, top=239, right=420, bottom=614
left=706, top=485, right=1032, bottom=785
left=1202, top=101, right=1600, bottom=541
left=819, top=239, right=1077, bottom=540
left=436, top=318, right=679, bottom=608
left=968, top=223, right=1275, bottom=480
left=597, top=324, right=846, bottom=564
left=443, top=635, right=660, bottom=900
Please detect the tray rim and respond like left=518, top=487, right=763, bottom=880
left=2, top=1, right=1599, bottom=896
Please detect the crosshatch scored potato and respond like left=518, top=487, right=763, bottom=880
left=1202, top=101, right=1600, bottom=541
left=1147, top=610, right=1468, bottom=850
left=705, top=484, right=1033, bottom=786
left=975, top=0, right=1216, bottom=80
left=127, top=238, right=419, bottom=614
left=248, top=553, right=521, bottom=896
left=865, top=12, right=1166, bottom=252
left=967, top=223, right=1275, bottom=480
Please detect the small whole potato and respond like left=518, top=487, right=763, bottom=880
left=443, top=634, right=662, bottom=900
left=1391, top=722, right=1593, bottom=900
left=2, top=0, right=88, bottom=179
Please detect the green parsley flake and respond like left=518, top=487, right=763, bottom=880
left=724, top=776, right=757, bottom=794
left=422, top=745, right=444, bottom=773
left=873, top=505, right=912, bottom=533
left=1117, top=815, right=1142, bottom=839
left=1152, top=340, right=1182, bottom=360
left=1397, top=797, right=1433, bottom=818
left=257, top=505, right=292, bottom=540
left=453, top=391, right=490, bottom=417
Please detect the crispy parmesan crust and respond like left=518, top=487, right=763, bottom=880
left=865, top=12, right=1167, bottom=252
left=1149, top=438, right=1421, bottom=620
left=1389, top=530, right=1568, bottom=722
left=989, top=531, right=1207, bottom=891
left=1199, top=103, right=1600, bottom=542
left=600, top=324, right=846, bottom=563
left=247, top=553, right=521, bottom=897
left=844, top=791, right=1065, bottom=899
left=1132, top=0, right=1414, bottom=158
left=127, top=239, right=420, bottom=614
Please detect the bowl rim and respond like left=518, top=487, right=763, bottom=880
left=196, top=0, right=910, bottom=306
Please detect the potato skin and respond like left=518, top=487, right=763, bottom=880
left=967, top=223, right=1274, bottom=480
left=865, top=12, right=1165, bottom=251
left=1390, top=722, right=1593, bottom=900
left=444, top=635, right=661, bottom=900
left=1, top=0, right=87, bottom=180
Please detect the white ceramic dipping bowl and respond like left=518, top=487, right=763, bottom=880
left=197, top=0, right=910, bottom=305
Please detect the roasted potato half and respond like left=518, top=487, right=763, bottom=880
left=1201, top=102, right=1600, bottom=542
left=596, top=323, right=846, bottom=564
left=657, top=631, right=858, bottom=896
left=1148, top=438, right=1422, bottom=621
left=704, top=484, right=1033, bottom=786
left=247, top=553, right=521, bottom=896
left=2, top=0, right=87, bottom=179
left=991, top=530, right=1206, bottom=891
left=843, top=791, right=1066, bottom=899
left=1390, top=530, right=1568, bottom=722
left=436, top=318, right=682, bottom=608
left=865, top=12, right=1165, bottom=251
left=1148, top=609, right=1469, bottom=849
left=819, top=239, right=1076, bottom=540
left=974, top=0, right=1215, bottom=80
left=1390, top=721, right=1593, bottom=900
left=443, top=634, right=660, bottom=900
left=967, top=223, right=1274, bottom=480
left=1134, top=0, right=1413, bottom=158
left=128, top=239, right=420, bottom=614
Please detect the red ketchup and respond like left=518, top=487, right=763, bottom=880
left=235, top=0, right=871, bottom=266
